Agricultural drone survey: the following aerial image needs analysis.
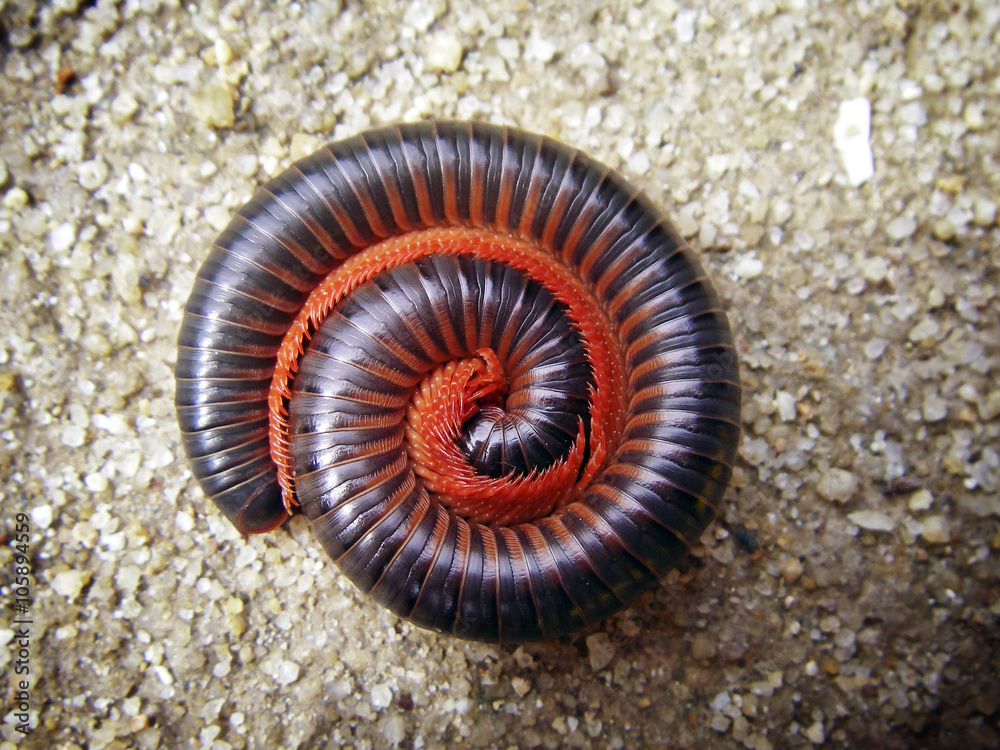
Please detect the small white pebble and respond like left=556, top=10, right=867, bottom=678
left=116, top=565, right=142, bottom=594
left=61, top=424, right=87, bottom=447
left=524, top=36, right=557, bottom=63
left=234, top=545, right=258, bottom=568
left=111, top=92, right=139, bottom=123
left=775, top=390, right=796, bottom=422
left=55, top=624, right=77, bottom=640
left=864, top=338, right=889, bottom=360
left=214, top=38, right=234, bottom=66
left=963, top=101, right=985, bottom=131
left=627, top=150, right=650, bottom=176
left=833, top=98, right=874, bottom=186
left=175, top=511, right=195, bottom=533
left=404, top=0, right=443, bottom=33
left=51, top=570, right=87, bottom=601
left=50, top=222, right=76, bottom=253
left=204, top=205, right=232, bottom=232
left=78, top=158, right=109, bottom=190
left=289, top=133, right=321, bottom=161
left=710, top=715, right=732, bottom=733
left=3, top=186, right=30, bottom=209
left=733, top=255, right=764, bottom=279
left=122, top=697, right=141, bottom=718
left=128, top=162, right=149, bottom=183
left=848, top=510, right=896, bottom=532
left=586, top=632, right=615, bottom=671
left=152, top=665, right=174, bottom=685
left=920, top=515, right=950, bottom=544
left=275, top=659, right=300, bottom=686
left=972, top=197, right=996, bottom=227
left=674, top=9, right=696, bottom=44
left=381, top=713, right=405, bottom=745
left=371, top=682, right=393, bottom=710
left=676, top=211, right=699, bottom=238
left=885, top=215, right=917, bottom=241
left=817, top=468, right=858, bottom=503
left=710, top=691, right=732, bottom=711
left=29, top=504, right=54, bottom=529
left=922, top=394, right=948, bottom=422
left=805, top=720, right=825, bottom=745
left=92, top=412, right=129, bottom=435
left=511, top=677, right=531, bottom=697
left=908, top=317, right=940, bottom=343
left=907, top=489, right=933, bottom=512
left=860, top=256, right=889, bottom=283
left=84, top=472, right=109, bottom=492
left=191, top=81, right=235, bottom=128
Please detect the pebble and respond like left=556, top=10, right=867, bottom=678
left=511, top=676, right=531, bottom=697
left=425, top=32, right=464, bottom=73
left=923, top=394, right=948, bottom=422
left=289, top=133, right=321, bottom=162
left=848, top=510, right=896, bottom=532
left=973, top=197, right=997, bottom=227
left=833, top=98, right=874, bottom=186
left=920, top=515, right=950, bottom=544
left=275, top=659, right=300, bottom=686
left=710, top=715, right=732, bottom=733
left=775, top=390, right=796, bottom=422
left=29, top=504, right=53, bottom=529
left=907, top=489, right=934, bottom=512
left=191, top=81, right=235, bottom=128
left=885, top=215, right=917, bottom=241
left=49, top=222, right=76, bottom=253
left=51, top=569, right=88, bottom=602
left=979, top=391, right=1000, bottom=421
left=586, top=633, right=616, bottom=671
left=817, top=469, right=859, bottom=503
left=805, top=720, right=825, bottom=744
left=110, top=91, right=140, bottom=123
left=964, top=101, right=985, bottom=130
left=710, top=691, right=732, bottom=711
left=864, top=338, right=889, bottom=360
left=676, top=210, right=699, bottom=238
left=115, top=564, right=142, bottom=594
left=524, top=37, right=557, bottom=64
left=370, top=682, right=393, bottom=709
left=83, top=472, right=109, bottom=492
left=777, top=557, right=804, bottom=584
left=860, top=256, right=889, bottom=284
left=674, top=10, right=696, bottom=44
left=381, top=714, right=405, bottom=745
left=3, top=186, right=29, bottom=209
left=78, top=158, right=109, bottom=190
left=60, top=423, right=86, bottom=447
left=733, top=255, right=764, bottom=279
left=907, top=317, right=941, bottom=343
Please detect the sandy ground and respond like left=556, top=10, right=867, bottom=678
left=1, top=0, right=998, bottom=748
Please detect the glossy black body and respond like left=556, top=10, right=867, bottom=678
left=176, top=121, right=741, bottom=642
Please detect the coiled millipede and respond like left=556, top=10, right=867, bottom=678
left=176, top=121, right=741, bottom=643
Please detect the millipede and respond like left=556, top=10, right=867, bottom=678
left=175, top=120, right=741, bottom=643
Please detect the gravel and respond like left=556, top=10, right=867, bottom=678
left=1, top=1, right=998, bottom=748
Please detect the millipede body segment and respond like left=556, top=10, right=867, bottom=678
left=175, top=121, right=741, bottom=643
